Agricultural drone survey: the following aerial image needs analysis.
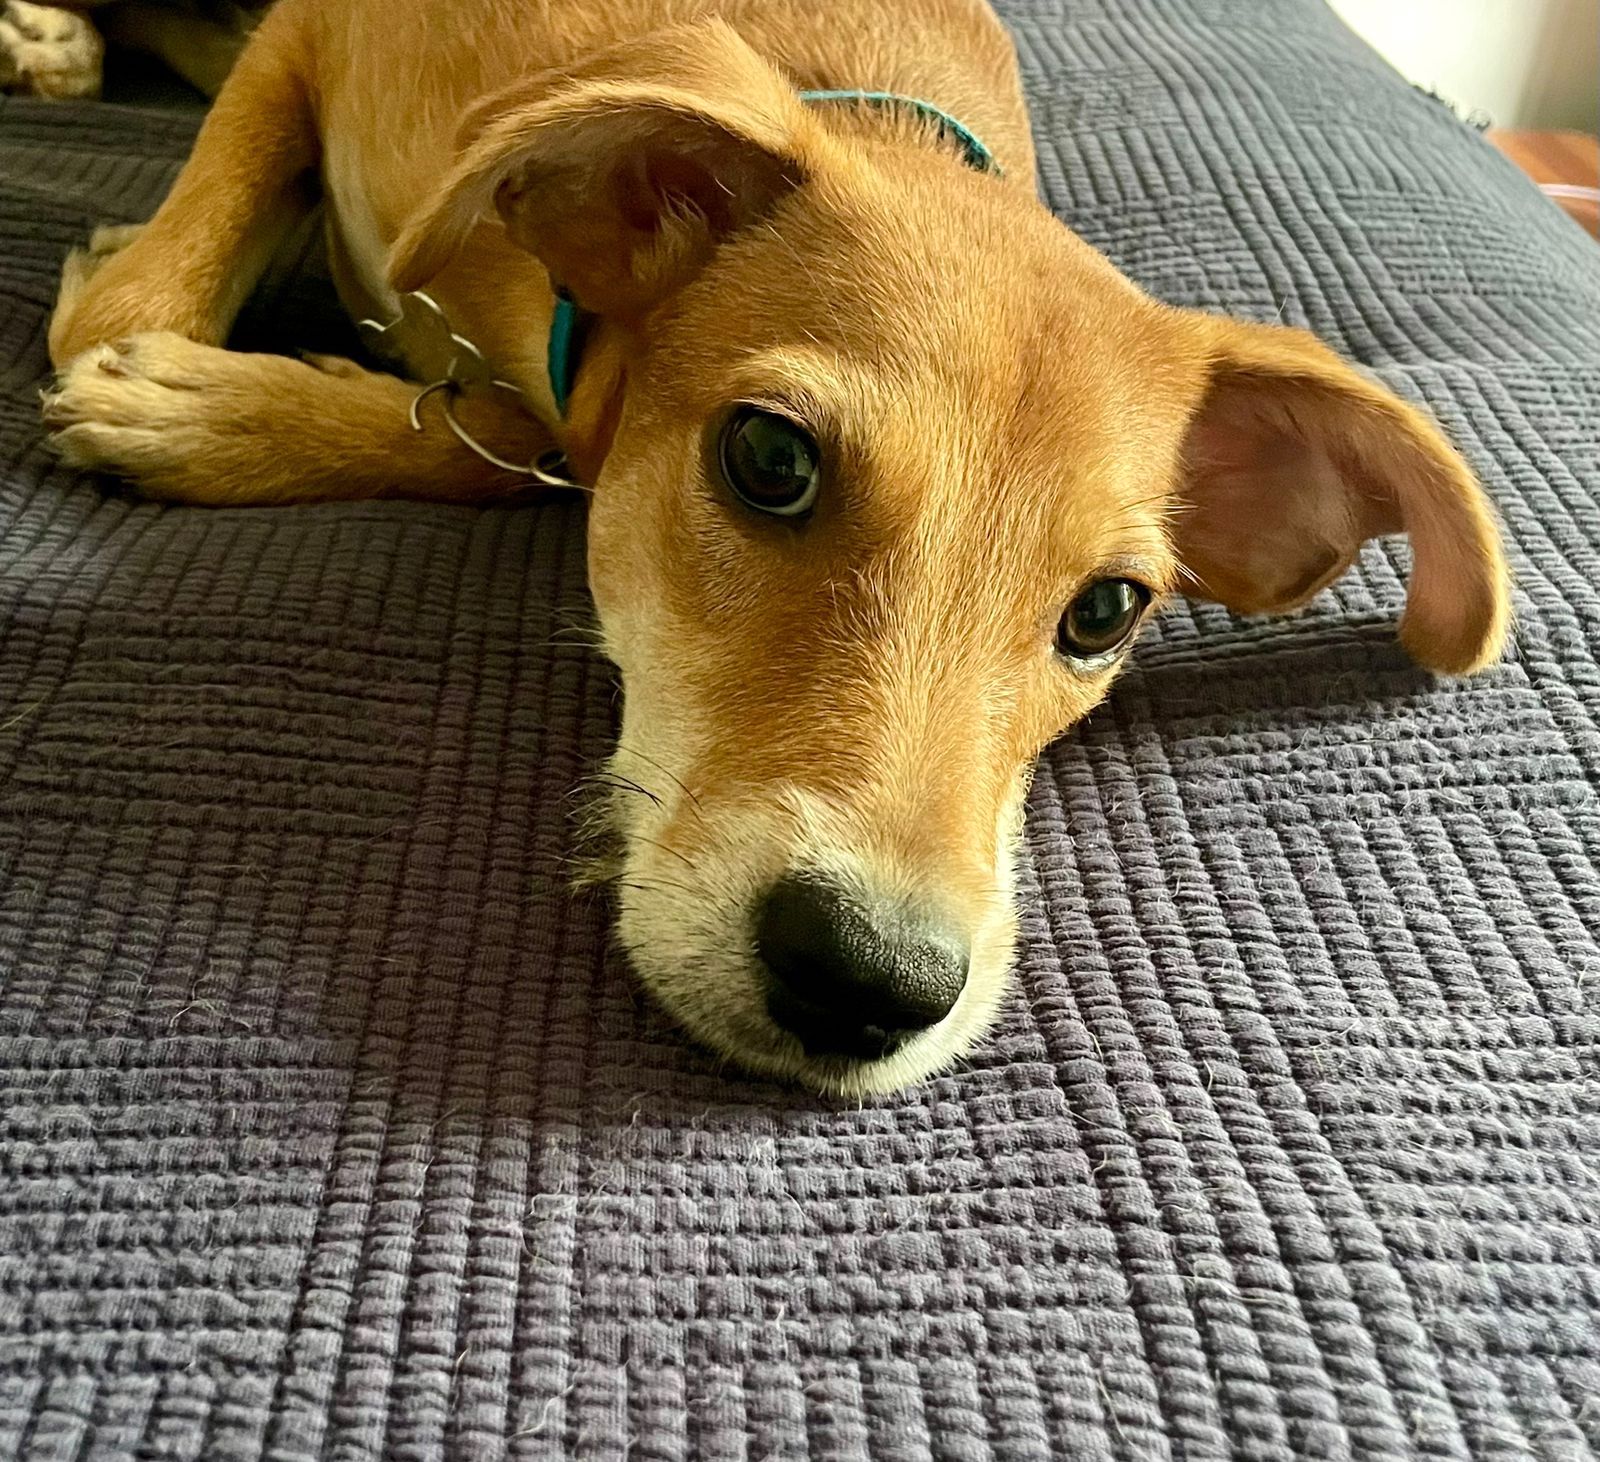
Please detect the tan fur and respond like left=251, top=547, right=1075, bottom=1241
left=40, top=0, right=1511, bottom=1093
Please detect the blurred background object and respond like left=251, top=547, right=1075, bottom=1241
left=1331, top=0, right=1598, bottom=240
left=1486, top=129, right=1599, bottom=238
left=1329, top=0, right=1598, bottom=131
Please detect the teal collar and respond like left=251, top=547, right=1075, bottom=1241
left=547, top=288, right=586, bottom=417
left=797, top=88, right=999, bottom=174
left=547, top=89, right=997, bottom=416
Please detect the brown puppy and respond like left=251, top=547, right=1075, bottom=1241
left=41, top=0, right=1510, bottom=1094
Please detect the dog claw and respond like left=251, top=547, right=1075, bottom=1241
left=94, top=342, right=132, bottom=376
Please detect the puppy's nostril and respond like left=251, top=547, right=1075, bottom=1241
left=756, top=875, right=969, bottom=1060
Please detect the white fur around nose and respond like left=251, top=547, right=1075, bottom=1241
left=603, top=753, right=1032, bottom=1094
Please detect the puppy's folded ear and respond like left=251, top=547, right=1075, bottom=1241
left=1171, top=314, right=1511, bottom=676
left=388, top=21, right=815, bottom=318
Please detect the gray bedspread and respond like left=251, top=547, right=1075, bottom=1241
left=3, top=1, right=1599, bottom=1456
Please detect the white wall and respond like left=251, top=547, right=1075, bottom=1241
left=1327, top=0, right=1599, bottom=132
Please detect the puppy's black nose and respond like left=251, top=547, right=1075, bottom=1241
left=756, top=875, right=968, bottom=1060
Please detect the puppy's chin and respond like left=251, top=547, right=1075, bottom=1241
left=615, top=894, right=1018, bottom=1097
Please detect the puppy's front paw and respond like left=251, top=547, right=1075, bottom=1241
left=54, top=223, right=147, bottom=340
left=40, top=331, right=416, bottom=506
left=43, top=333, right=250, bottom=500
left=0, top=1, right=104, bottom=99
left=63, top=223, right=147, bottom=284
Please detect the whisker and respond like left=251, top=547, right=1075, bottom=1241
left=612, top=875, right=703, bottom=898
left=628, top=833, right=698, bottom=872
left=611, top=745, right=705, bottom=818
left=761, top=221, right=851, bottom=345
left=576, top=772, right=663, bottom=808
left=548, top=626, right=608, bottom=650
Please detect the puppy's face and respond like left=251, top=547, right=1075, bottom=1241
left=396, top=24, right=1509, bottom=1093
left=583, top=182, right=1197, bottom=1093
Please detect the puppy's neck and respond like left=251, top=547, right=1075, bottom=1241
left=558, top=320, right=628, bottom=485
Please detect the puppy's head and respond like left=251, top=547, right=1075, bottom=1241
left=393, top=24, right=1509, bottom=1094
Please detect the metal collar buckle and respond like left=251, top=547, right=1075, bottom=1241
left=358, top=290, right=579, bottom=488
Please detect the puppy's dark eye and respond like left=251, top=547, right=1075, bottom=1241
left=1056, top=579, right=1149, bottom=661
left=718, top=407, right=820, bottom=517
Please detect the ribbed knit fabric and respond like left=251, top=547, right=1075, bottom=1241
left=2, top=2, right=1598, bottom=1455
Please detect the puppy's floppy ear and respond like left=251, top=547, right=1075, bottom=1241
left=1171, top=314, right=1510, bottom=676
left=388, top=21, right=814, bottom=319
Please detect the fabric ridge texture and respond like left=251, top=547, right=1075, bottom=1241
left=1, top=0, right=1598, bottom=1456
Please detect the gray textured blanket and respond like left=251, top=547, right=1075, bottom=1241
left=3, top=1, right=1599, bottom=1457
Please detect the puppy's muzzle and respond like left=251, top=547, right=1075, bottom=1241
left=756, top=875, right=969, bottom=1060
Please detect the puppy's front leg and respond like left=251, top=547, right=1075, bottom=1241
left=0, top=1, right=104, bottom=99
left=42, top=332, right=557, bottom=505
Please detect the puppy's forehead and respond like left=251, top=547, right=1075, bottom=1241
left=660, top=185, right=1196, bottom=568
left=674, top=177, right=1196, bottom=432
